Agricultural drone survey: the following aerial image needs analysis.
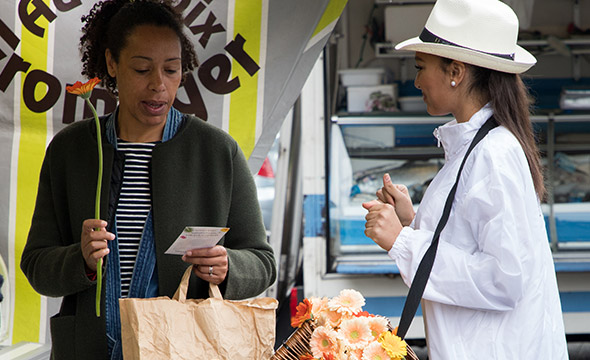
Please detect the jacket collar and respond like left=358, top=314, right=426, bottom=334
left=435, top=103, right=493, bottom=158
left=104, top=106, right=185, bottom=148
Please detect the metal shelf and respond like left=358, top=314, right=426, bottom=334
left=334, top=113, right=590, bottom=126
left=333, top=114, right=450, bottom=125
left=347, top=146, right=444, bottom=159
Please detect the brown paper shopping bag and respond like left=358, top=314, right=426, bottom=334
left=119, top=266, right=278, bottom=360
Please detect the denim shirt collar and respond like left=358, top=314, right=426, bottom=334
left=105, top=106, right=185, bottom=147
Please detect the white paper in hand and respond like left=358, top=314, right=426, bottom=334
left=165, top=226, right=230, bottom=255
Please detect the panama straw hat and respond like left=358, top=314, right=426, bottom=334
left=395, top=0, right=536, bottom=74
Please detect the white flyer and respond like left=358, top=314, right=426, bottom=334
left=164, top=226, right=230, bottom=255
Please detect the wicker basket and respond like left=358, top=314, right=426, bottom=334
left=271, top=320, right=419, bottom=360
left=271, top=320, right=316, bottom=360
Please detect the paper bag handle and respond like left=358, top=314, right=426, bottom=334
left=172, top=265, right=193, bottom=302
left=172, top=265, right=224, bottom=302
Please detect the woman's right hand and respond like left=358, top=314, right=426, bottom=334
left=81, top=219, right=115, bottom=272
left=376, top=174, right=415, bottom=226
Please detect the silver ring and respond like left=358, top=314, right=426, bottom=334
left=208, top=266, right=213, bottom=276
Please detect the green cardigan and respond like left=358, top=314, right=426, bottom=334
left=21, top=115, right=277, bottom=359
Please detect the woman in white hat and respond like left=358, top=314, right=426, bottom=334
left=362, top=0, right=569, bottom=358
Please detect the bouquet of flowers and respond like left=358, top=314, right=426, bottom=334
left=273, top=289, right=410, bottom=360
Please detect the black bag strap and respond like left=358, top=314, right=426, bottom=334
left=396, top=116, right=499, bottom=339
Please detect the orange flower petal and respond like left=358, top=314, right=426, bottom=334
left=291, top=298, right=313, bottom=328
left=66, top=77, right=100, bottom=98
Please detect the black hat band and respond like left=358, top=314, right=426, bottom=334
left=419, top=28, right=515, bottom=61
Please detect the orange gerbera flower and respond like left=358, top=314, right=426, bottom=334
left=299, top=354, right=315, bottom=360
left=66, top=77, right=100, bottom=99
left=354, top=311, right=374, bottom=318
left=323, top=353, right=337, bottom=360
left=291, top=298, right=313, bottom=328
left=66, top=76, right=103, bottom=317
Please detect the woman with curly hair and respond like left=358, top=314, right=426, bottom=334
left=21, top=1, right=276, bottom=359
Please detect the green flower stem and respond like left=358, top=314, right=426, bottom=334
left=86, top=97, right=103, bottom=317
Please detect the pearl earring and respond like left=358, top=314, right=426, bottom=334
left=451, top=80, right=456, bottom=87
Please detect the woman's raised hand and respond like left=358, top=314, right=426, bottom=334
left=376, top=173, right=415, bottom=226
left=362, top=200, right=402, bottom=251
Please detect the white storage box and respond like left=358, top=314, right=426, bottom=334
left=339, top=68, right=385, bottom=87
left=384, top=5, right=433, bottom=44
left=560, top=88, right=590, bottom=110
left=398, top=96, right=427, bottom=112
left=347, top=84, right=396, bottom=113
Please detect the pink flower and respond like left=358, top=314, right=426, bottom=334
left=366, top=316, right=389, bottom=340
left=310, top=296, right=330, bottom=315
left=361, top=341, right=391, bottom=360
left=337, top=317, right=372, bottom=350
left=310, top=326, right=338, bottom=359
left=322, top=308, right=344, bottom=328
left=328, top=289, right=365, bottom=316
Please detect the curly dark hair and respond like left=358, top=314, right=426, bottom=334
left=80, top=0, right=199, bottom=96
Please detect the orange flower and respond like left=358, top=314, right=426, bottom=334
left=299, top=354, right=315, bottom=360
left=354, top=311, right=374, bottom=318
left=65, top=76, right=103, bottom=317
left=66, top=77, right=100, bottom=99
left=291, top=298, right=313, bottom=328
left=323, top=353, right=337, bottom=360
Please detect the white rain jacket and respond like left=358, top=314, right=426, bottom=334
left=389, top=105, right=568, bottom=359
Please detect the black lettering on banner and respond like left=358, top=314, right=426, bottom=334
left=62, top=88, right=77, bottom=124
left=86, top=87, right=117, bottom=119
left=22, top=69, right=61, bottom=113
left=225, top=34, right=260, bottom=76
left=63, top=86, right=117, bottom=124
left=18, top=0, right=57, bottom=38
left=189, top=12, right=225, bottom=48
left=183, top=1, right=206, bottom=27
left=180, top=0, right=215, bottom=25
left=0, top=18, right=20, bottom=60
left=173, top=0, right=191, bottom=14
left=173, top=73, right=208, bottom=120
left=0, top=53, right=31, bottom=92
left=53, top=0, right=82, bottom=12
left=198, top=54, right=239, bottom=94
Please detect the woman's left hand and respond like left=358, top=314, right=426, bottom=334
left=363, top=199, right=403, bottom=251
left=182, top=245, right=228, bottom=285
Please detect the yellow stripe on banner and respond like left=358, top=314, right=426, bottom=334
left=312, top=0, right=348, bottom=38
left=13, top=1, right=51, bottom=343
left=228, top=1, right=262, bottom=158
